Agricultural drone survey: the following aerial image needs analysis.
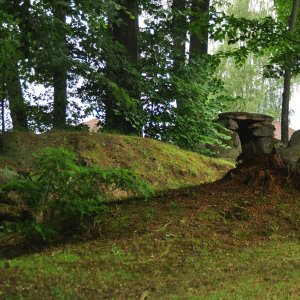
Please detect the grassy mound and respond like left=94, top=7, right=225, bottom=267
left=2, top=131, right=300, bottom=298
left=0, top=131, right=233, bottom=192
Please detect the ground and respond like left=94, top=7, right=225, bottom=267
left=2, top=181, right=300, bottom=299
left=1, top=132, right=300, bottom=299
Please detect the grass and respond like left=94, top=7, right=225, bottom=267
left=1, top=181, right=300, bottom=299
left=2, top=131, right=300, bottom=299
left=0, top=131, right=233, bottom=193
left=2, top=238, right=300, bottom=299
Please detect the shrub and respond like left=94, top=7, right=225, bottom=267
left=1, top=147, right=153, bottom=242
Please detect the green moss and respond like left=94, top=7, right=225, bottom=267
left=0, top=131, right=234, bottom=193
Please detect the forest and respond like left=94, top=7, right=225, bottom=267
left=1, top=0, right=299, bottom=146
left=1, top=0, right=300, bottom=299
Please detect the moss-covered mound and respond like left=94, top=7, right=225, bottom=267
left=0, top=131, right=233, bottom=191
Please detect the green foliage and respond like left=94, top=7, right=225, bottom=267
left=1, top=147, right=153, bottom=241
left=168, top=56, right=233, bottom=154
left=212, top=0, right=283, bottom=118
left=0, top=167, right=18, bottom=185
left=211, top=1, right=300, bottom=77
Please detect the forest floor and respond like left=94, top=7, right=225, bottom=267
left=1, top=180, right=300, bottom=299
left=1, top=132, right=300, bottom=299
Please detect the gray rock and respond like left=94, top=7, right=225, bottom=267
left=219, top=112, right=274, bottom=123
left=216, top=131, right=242, bottom=160
left=249, top=122, right=272, bottom=129
left=255, top=137, right=274, bottom=154
left=280, top=147, right=300, bottom=166
left=255, top=137, right=285, bottom=155
left=206, top=129, right=242, bottom=161
left=288, top=130, right=300, bottom=147
left=222, top=119, right=239, bottom=131
left=252, top=125, right=275, bottom=137
left=281, top=130, right=300, bottom=168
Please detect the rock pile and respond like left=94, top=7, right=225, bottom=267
left=218, top=111, right=300, bottom=176
left=218, top=112, right=278, bottom=155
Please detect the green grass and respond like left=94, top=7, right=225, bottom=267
left=2, top=238, right=300, bottom=299
left=2, top=184, right=300, bottom=299
left=1, top=131, right=300, bottom=299
left=0, top=131, right=234, bottom=194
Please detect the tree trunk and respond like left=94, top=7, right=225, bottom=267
left=171, top=0, right=187, bottom=113
left=104, top=0, right=140, bottom=135
left=189, top=0, right=210, bottom=60
left=5, top=64, right=28, bottom=131
left=281, top=0, right=299, bottom=145
left=1, top=72, right=5, bottom=132
left=1, top=98, right=4, bottom=132
left=52, top=2, right=68, bottom=130
left=172, top=0, right=187, bottom=73
left=281, top=70, right=292, bottom=145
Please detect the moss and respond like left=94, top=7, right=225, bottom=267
left=0, top=131, right=234, bottom=192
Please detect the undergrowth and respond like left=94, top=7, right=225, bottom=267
left=0, top=147, right=153, bottom=243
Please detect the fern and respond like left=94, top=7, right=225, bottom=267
left=1, top=147, right=153, bottom=242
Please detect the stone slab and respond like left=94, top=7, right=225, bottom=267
left=219, top=112, right=274, bottom=123
left=252, top=125, right=275, bottom=137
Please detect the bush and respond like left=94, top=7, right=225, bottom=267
left=1, top=147, right=153, bottom=242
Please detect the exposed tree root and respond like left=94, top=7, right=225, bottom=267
left=221, top=147, right=296, bottom=196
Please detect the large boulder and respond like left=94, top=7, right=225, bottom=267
left=280, top=130, right=300, bottom=174
left=289, top=130, right=300, bottom=147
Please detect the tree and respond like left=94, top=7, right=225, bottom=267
left=172, top=0, right=187, bottom=71
left=189, top=0, right=210, bottom=59
left=211, top=0, right=300, bottom=144
left=104, top=0, right=141, bottom=134
left=0, top=0, right=29, bottom=131
left=52, top=0, right=69, bottom=129
left=281, top=0, right=299, bottom=145
left=214, top=0, right=283, bottom=119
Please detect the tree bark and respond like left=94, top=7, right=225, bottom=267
left=1, top=99, right=4, bottom=132
left=172, top=0, right=187, bottom=73
left=171, top=0, right=188, bottom=114
left=52, top=2, right=68, bottom=130
left=105, top=0, right=140, bottom=134
left=281, top=0, right=299, bottom=145
left=1, top=72, right=5, bottom=132
left=189, top=0, right=210, bottom=60
left=6, top=64, right=28, bottom=131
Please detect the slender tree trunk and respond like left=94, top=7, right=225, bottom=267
left=105, top=0, right=140, bottom=134
left=281, top=0, right=299, bottom=145
left=1, top=72, right=5, bottom=132
left=1, top=100, right=4, bottom=132
left=1, top=95, right=5, bottom=132
left=6, top=65, right=28, bottom=131
left=52, top=2, right=68, bottom=129
left=189, top=0, right=210, bottom=60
